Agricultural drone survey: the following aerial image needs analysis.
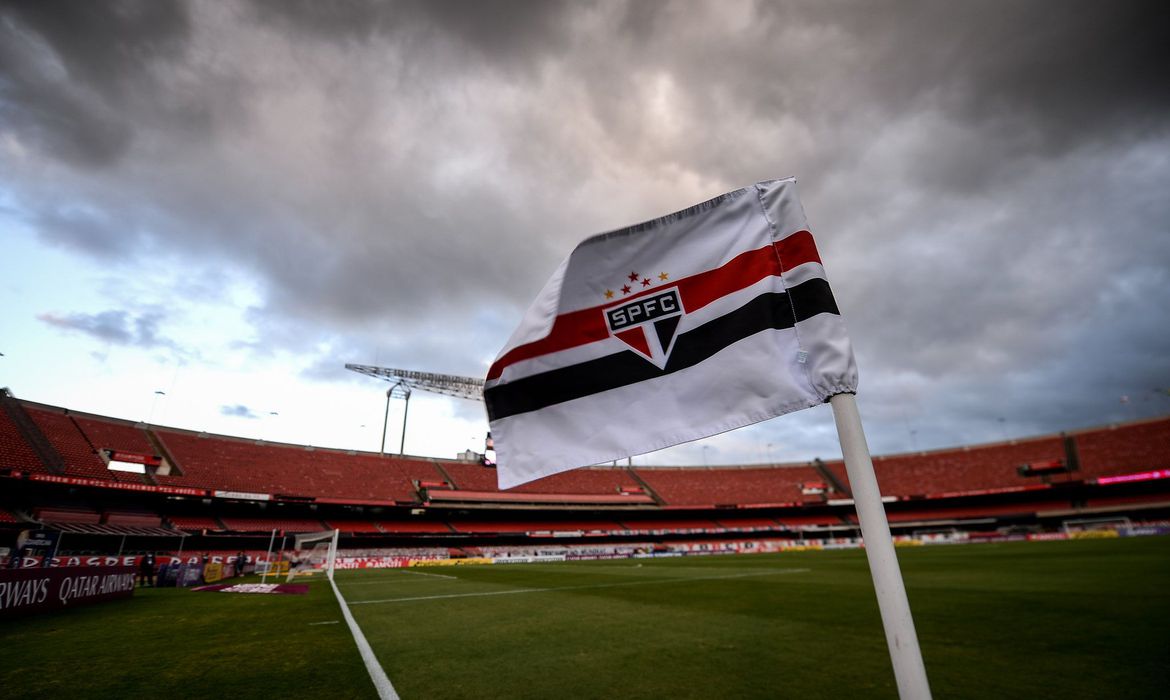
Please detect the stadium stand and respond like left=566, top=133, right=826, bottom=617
left=0, top=404, right=44, bottom=473
left=712, top=516, right=783, bottom=530
left=324, top=520, right=384, bottom=534
left=633, top=466, right=824, bottom=506
left=151, top=428, right=441, bottom=502
left=823, top=435, right=1068, bottom=498
left=167, top=515, right=224, bottom=532
left=1, top=394, right=1168, bottom=549
left=879, top=501, right=1072, bottom=523
left=72, top=416, right=156, bottom=459
left=1073, top=418, right=1170, bottom=479
left=441, top=461, right=644, bottom=495
left=447, top=520, right=624, bottom=534
left=616, top=517, right=721, bottom=532
left=1084, top=494, right=1170, bottom=510
left=34, top=506, right=101, bottom=524
left=23, top=407, right=113, bottom=480
left=104, top=511, right=163, bottom=527
left=424, top=489, right=655, bottom=505
left=216, top=516, right=329, bottom=533
left=775, top=514, right=846, bottom=527
left=373, top=521, right=456, bottom=534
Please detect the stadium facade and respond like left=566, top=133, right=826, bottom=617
left=2, top=388, right=1168, bottom=569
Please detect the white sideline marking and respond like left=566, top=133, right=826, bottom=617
left=308, top=620, right=340, bottom=626
left=338, top=569, right=459, bottom=586
left=329, top=576, right=400, bottom=700
left=399, top=568, right=458, bottom=580
left=350, top=568, right=810, bottom=606
left=341, top=578, right=438, bottom=587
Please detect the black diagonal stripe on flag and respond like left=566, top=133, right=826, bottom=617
left=485, top=277, right=840, bottom=420
left=654, top=315, right=681, bottom=354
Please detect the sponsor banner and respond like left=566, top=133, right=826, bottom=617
left=192, top=583, right=309, bottom=595
left=0, top=566, right=135, bottom=619
left=410, top=557, right=493, bottom=567
left=1095, top=469, right=1170, bottom=485
left=334, top=556, right=413, bottom=570
left=17, top=529, right=59, bottom=550
left=927, top=484, right=1050, bottom=499
left=158, top=563, right=205, bottom=588
left=1026, top=532, right=1069, bottom=541
left=492, top=555, right=568, bottom=565
left=1124, top=526, right=1170, bottom=537
left=313, top=497, right=398, bottom=506
left=103, top=449, right=162, bottom=466
left=1068, top=529, right=1120, bottom=539
left=212, top=490, right=271, bottom=501
left=261, top=561, right=290, bottom=577
left=203, top=562, right=225, bottom=583
left=14, top=552, right=278, bottom=570
left=22, top=473, right=206, bottom=497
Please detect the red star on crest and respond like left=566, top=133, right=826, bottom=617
left=628, top=271, right=639, bottom=282
left=641, top=277, right=651, bottom=287
left=621, top=284, right=632, bottom=295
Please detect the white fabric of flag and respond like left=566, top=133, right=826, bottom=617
left=484, top=178, right=857, bottom=489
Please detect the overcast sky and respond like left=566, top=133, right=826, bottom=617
left=2, top=0, right=1168, bottom=468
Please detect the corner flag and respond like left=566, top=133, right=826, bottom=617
left=484, top=178, right=857, bottom=489
left=485, top=177, right=932, bottom=698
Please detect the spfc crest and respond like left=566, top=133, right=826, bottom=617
left=604, top=287, right=683, bottom=368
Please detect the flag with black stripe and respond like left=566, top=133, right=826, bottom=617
left=485, top=178, right=857, bottom=489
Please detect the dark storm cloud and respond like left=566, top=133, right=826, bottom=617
left=248, top=0, right=576, bottom=60
left=0, top=0, right=193, bottom=167
left=3, top=0, right=1169, bottom=461
left=37, top=308, right=178, bottom=350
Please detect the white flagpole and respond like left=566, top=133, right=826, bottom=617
left=829, top=393, right=932, bottom=700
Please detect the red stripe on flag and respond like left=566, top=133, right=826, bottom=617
left=486, top=231, right=821, bottom=381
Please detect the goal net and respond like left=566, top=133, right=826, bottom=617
left=286, top=529, right=340, bottom=581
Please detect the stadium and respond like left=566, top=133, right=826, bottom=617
left=4, top=2, right=1169, bottom=698
left=2, top=386, right=1168, bottom=698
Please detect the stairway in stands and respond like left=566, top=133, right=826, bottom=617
left=0, top=388, right=65, bottom=474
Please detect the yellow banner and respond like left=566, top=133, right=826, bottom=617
left=1069, top=529, right=1120, bottom=539
left=203, top=562, right=224, bottom=583
left=409, top=558, right=493, bottom=567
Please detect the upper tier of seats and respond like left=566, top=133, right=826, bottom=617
left=152, top=428, right=442, bottom=502
left=1073, top=419, right=1170, bottom=478
left=440, top=460, right=642, bottom=496
left=632, top=466, right=824, bottom=506
left=823, top=434, right=1068, bottom=498
left=2, top=397, right=1167, bottom=506
left=824, top=418, right=1170, bottom=498
left=0, top=407, right=42, bottom=472
left=25, top=406, right=140, bottom=482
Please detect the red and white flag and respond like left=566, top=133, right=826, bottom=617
left=485, top=178, right=857, bottom=489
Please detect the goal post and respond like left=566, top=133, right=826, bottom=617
left=286, top=529, right=340, bottom=582
left=327, top=527, right=339, bottom=581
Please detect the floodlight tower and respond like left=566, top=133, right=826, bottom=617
left=344, top=364, right=485, bottom=456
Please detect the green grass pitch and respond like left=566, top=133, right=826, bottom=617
left=2, top=537, right=1167, bottom=699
